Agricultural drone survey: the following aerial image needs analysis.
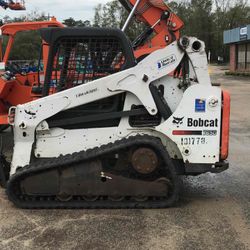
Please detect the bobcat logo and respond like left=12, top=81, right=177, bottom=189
left=172, top=116, right=184, bottom=127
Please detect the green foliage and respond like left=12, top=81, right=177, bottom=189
left=3, top=10, right=48, bottom=23
left=1, top=11, right=48, bottom=61
left=1, top=12, right=91, bottom=61
left=2, top=1, right=249, bottom=63
left=63, top=18, right=90, bottom=27
left=8, top=30, right=41, bottom=61
left=94, top=0, right=250, bottom=62
left=170, top=0, right=250, bottom=61
left=93, top=0, right=146, bottom=40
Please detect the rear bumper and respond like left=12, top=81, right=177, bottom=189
left=184, top=161, right=229, bottom=175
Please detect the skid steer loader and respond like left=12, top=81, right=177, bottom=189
left=0, top=1, right=230, bottom=208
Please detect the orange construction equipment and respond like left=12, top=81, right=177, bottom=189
left=0, top=0, right=25, bottom=10
left=0, top=18, right=63, bottom=129
left=8, top=0, right=25, bottom=10
left=119, top=0, right=184, bottom=59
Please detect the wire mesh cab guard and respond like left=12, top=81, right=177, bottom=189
left=41, top=27, right=136, bottom=96
left=40, top=27, right=136, bottom=129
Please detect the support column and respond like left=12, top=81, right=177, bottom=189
left=230, top=44, right=236, bottom=72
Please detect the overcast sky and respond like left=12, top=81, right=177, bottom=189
left=0, top=0, right=110, bottom=21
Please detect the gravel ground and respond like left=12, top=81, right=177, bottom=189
left=0, top=65, right=249, bottom=250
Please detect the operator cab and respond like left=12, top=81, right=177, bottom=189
left=39, top=27, right=137, bottom=129
left=40, top=27, right=136, bottom=96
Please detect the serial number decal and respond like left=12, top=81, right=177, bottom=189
left=181, top=137, right=206, bottom=145
left=76, top=88, right=98, bottom=98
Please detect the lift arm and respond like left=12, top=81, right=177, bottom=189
left=119, top=0, right=184, bottom=59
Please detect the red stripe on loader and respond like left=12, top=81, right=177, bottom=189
left=221, top=90, right=230, bottom=160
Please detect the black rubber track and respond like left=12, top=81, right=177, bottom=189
left=6, top=135, right=181, bottom=209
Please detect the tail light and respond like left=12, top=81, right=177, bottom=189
left=220, top=90, right=230, bottom=160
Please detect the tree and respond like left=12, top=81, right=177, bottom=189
left=93, top=0, right=145, bottom=40
left=8, top=30, right=42, bottom=61
left=1, top=11, right=52, bottom=61
left=62, top=17, right=76, bottom=27
left=169, top=0, right=250, bottom=61
left=63, top=17, right=91, bottom=27
left=225, top=1, right=250, bottom=29
left=1, top=14, right=92, bottom=61
left=212, top=0, right=250, bottom=61
left=93, top=0, right=250, bottom=62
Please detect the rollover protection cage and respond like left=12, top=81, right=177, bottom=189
left=40, top=27, right=138, bottom=129
left=41, top=27, right=136, bottom=96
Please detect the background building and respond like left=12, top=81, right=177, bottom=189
left=224, top=25, right=250, bottom=72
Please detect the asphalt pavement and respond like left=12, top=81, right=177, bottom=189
left=0, top=65, right=249, bottom=250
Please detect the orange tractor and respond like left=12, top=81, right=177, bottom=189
left=0, top=18, right=64, bottom=130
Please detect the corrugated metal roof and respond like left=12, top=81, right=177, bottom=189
left=223, top=24, right=250, bottom=44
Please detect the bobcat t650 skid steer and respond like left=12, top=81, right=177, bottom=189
left=0, top=0, right=230, bottom=208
